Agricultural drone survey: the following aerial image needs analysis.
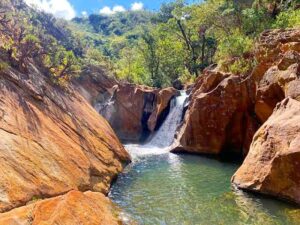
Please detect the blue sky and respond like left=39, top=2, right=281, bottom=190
left=72, top=0, right=198, bottom=15
left=24, top=0, right=200, bottom=20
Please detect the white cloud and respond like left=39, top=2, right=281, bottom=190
left=113, top=5, right=126, bottom=13
left=99, top=6, right=114, bottom=15
left=131, top=2, right=144, bottom=11
left=99, top=5, right=126, bottom=15
left=24, top=0, right=76, bottom=20
left=81, top=11, right=88, bottom=18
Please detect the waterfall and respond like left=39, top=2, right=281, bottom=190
left=146, top=91, right=188, bottom=148
left=125, top=91, right=188, bottom=158
left=94, top=95, right=115, bottom=122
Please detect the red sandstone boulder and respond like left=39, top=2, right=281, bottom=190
left=0, top=64, right=130, bottom=213
left=232, top=98, right=300, bottom=204
left=76, top=65, right=118, bottom=105
left=0, top=191, right=122, bottom=225
left=171, top=69, right=257, bottom=156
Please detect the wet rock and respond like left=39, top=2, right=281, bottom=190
left=108, top=84, right=157, bottom=142
left=85, top=79, right=178, bottom=142
left=172, top=79, right=183, bottom=90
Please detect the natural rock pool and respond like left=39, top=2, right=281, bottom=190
left=109, top=145, right=299, bottom=225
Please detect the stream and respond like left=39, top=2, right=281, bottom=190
left=109, top=92, right=299, bottom=225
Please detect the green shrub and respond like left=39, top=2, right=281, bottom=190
left=215, top=30, right=254, bottom=62
left=0, top=61, right=8, bottom=71
left=226, top=58, right=256, bottom=75
left=273, top=9, right=300, bottom=28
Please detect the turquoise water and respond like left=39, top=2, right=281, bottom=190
left=109, top=149, right=300, bottom=225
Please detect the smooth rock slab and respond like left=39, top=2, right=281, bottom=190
left=0, top=65, right=130, bottom=213
left=0, top=191, right=122, bottom=225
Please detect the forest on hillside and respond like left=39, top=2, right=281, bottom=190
left=0, top=0, right=300, bottom=88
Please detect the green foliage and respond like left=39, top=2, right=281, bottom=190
left=215, top=30, right=254, bottom=61
left=226, top=58, right=256, bottom=75
left=1, top=0, right=300, bottom=88
left=273, top=9, right=300, bottom=28
left=241, top=8, right=273, bottom=35
left=43, top=48, right=81, bottom=86
left=0, top=61, right=8, bottom=71
left=86, top=11, right=153, bottom=36
left=116, top=46, right=149, bottom=85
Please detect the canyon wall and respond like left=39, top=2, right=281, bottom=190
left=171, top=28, right=300, bottom=204
left=78, top=73, right=179, bottom=143
left=0, top=64, right=130, bottom=222
left=232, top=29, right=300, bottom=204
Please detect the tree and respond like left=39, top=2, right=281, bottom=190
left=0, top=10, right=41, bottom=71
left=18, top=34, right=41, bottom=71
left=43, top=48, right=81, bottom=86
left=141, top=29, right=161, bottom=86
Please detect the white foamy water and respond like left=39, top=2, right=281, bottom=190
left=126, top=91, right=188, bottom=160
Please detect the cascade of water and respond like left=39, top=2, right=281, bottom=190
left=125, top=91, right=188, bottom=159
left=94, top=95, right=115, bottom=121
left=145, top=91, right=188, bottom=148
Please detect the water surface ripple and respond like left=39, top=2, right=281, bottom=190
left=109, top=149, right=299, bottom=225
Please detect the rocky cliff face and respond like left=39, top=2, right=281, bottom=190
left=0, top=64, right=130, bottom=221
left=78, top=75, right=178, bottom=143
left=253, top=29, right=300, bottom=122
left=232, top=29, right=300, bottom=204
left=172, top=29, right=300, bottom=159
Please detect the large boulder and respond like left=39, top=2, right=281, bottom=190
left=0, top=64, right=130, bottom=213
left=232, top=98, right=300, bottom=204
left=77, top=70, right=179, bottom=142
left=171, top=69, right=258, bottom=156
left=0, top=191, right=122, bottom=225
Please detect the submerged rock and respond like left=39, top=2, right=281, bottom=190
left=232, top=98, right=300, bottom=204
left=0, top=64, right=130, bottom=213
left=0, top=191, right=122, bottom=225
